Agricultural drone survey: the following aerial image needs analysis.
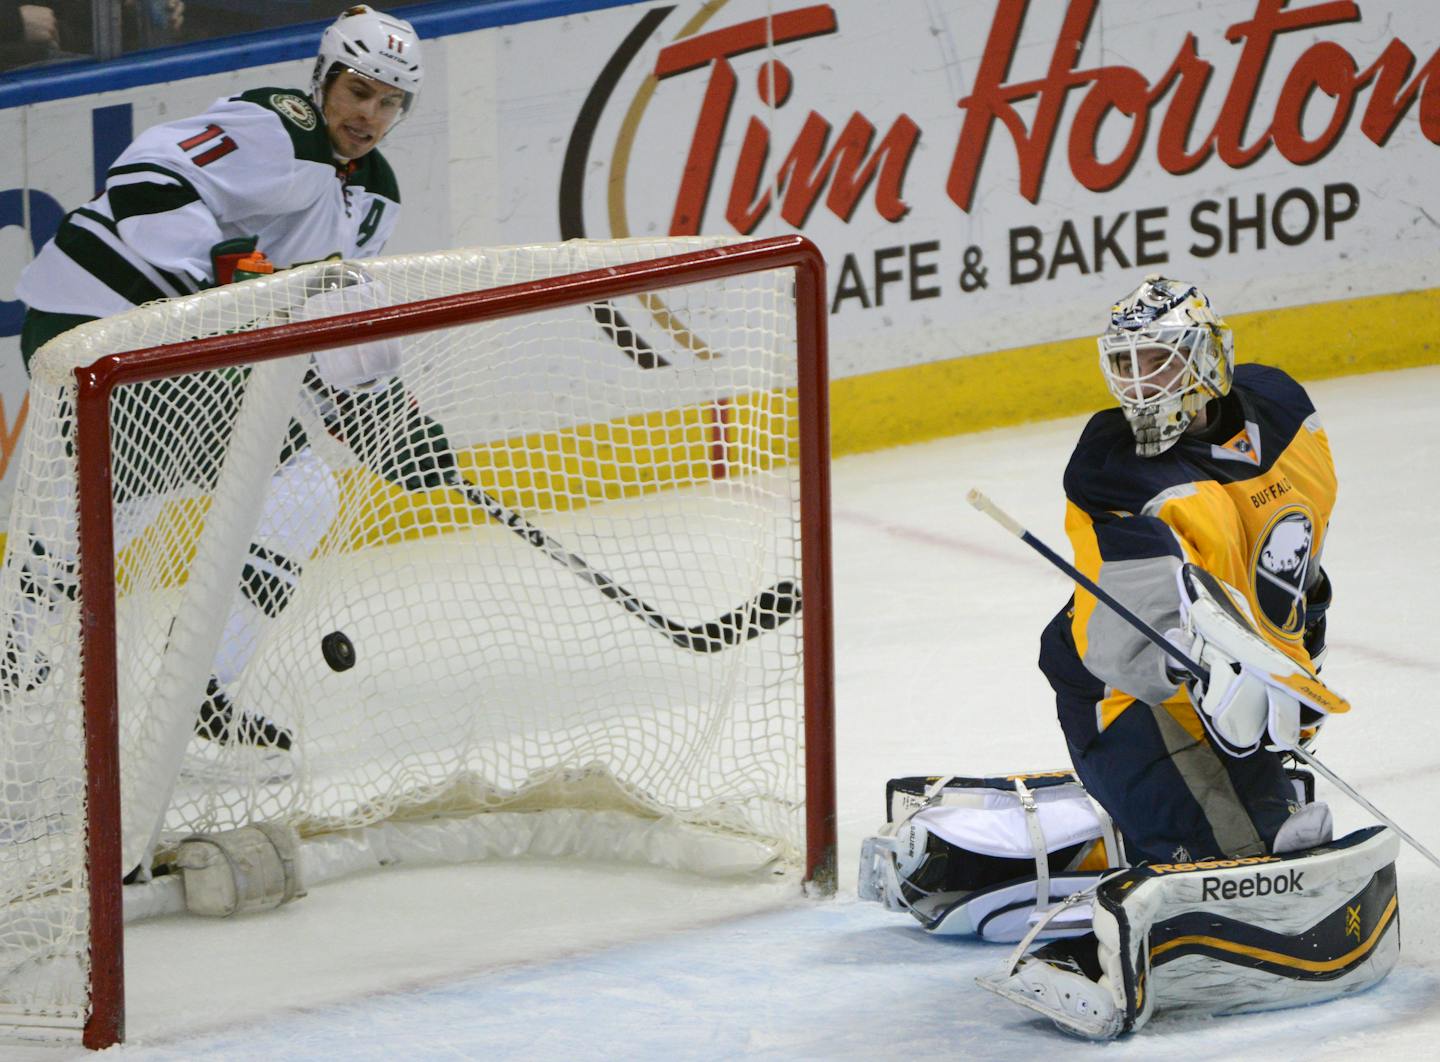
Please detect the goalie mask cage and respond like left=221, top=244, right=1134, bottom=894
left=0, top=234, right=834, bottom=1048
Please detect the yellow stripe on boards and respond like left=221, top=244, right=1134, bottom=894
left=830, top=334, right=1105, bottom=456
left=324, top=388, right=798, bottom=553
left=7, top=286, right=1437, bottom=558
left=103, top=388, right=799, bottom=582
left=829, top=286, right=1440, bottom=456
left=113, top=496, right=209, bottom=594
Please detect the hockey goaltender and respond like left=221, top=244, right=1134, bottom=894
left=859, top=276, right=1401, bottom=1039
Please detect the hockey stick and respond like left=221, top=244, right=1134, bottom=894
left=448, top=475, right=801, bottom=653
left=966, top=489, right=1211, bottom=682
left=271, top=265, right=801, bottom=655
left=1284, top=746, right=1440, bottom=870
left=297, top=391, right=800, bottom=654
left=966, top=488, right=1440, bottom=872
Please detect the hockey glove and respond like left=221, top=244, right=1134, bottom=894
left=295, top=270, right=403, bottom=391
left=1176, top=563, right=1349, bottom=756
left=210, top=236, right=261, bottom=286
left=1303, top=566, right=1332, bottom=671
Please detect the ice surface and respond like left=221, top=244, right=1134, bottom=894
left=12, top=365, right=1438, bottom=1060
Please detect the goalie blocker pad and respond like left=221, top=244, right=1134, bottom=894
left=859, top=771, right=1316, bottom=944
left=1177, top=563, right=1349, bottom=755
left=982, top=825, right=1400, bottom=1038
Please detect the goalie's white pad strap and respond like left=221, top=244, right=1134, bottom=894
left=917, top=789, right=1104, bottom=859
left=1014, top=778, right=1052, bottom=919
left=1096, top=825, right=1400, bottom=1034
left=978, top=890, right=1123, bottom=1040
left=1084, top=791, right=1124, bottom=872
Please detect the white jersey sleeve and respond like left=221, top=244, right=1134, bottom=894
left=16, top=88, right=401, bottom=320
left=107, top=94, right=338, bottom=283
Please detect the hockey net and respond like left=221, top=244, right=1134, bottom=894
left=0, top=235, right=833, bottom=1046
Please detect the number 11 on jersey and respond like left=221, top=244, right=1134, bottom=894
left=177, top=124, right=238, bottom=167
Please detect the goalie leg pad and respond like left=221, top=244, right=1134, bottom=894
left=1100, top=825, right=1400, bottom=1033
left=982, top=826, right=1399, bottom=1038
left=858, top=773, right=1121, bottom=942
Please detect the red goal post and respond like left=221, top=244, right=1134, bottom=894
left=6, top=235, right=834, bottom=1049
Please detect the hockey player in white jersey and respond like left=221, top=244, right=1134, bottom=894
left=17, top=4, right=416, bottom=330
left=9, top=5, right=423, bottom=750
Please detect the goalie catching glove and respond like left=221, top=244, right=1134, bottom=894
left=1172, top=563, right=1348, bottom=756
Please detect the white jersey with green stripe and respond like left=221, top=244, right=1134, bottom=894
left=17, top=87, right=400, bottom=319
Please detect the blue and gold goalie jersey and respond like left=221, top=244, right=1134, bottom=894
left=1039, top=364, right=1336, bottom=750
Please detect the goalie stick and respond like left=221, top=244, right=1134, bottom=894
left=966, top=488, right=1440, bottom=872
left=446, top=476, right=801, bottom=653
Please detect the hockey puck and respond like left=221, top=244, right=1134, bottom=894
left=321, top=630, right=356, bottom=672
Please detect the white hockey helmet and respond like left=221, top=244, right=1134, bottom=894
left=311, top=6, right=423, bottom=119
left=1098, top=275, right=1234, bottom=457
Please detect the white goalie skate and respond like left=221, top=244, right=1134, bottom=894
left=976, top=893, right=1125, bottom=1040
left=978, top=945, right=1123, bottom=1039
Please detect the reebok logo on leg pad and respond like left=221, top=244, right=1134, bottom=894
left=1201, top=868, right=1302, bottom=900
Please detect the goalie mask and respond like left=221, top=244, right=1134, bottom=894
left=312, top=6, right=423, bottom=122
left=1098, top=275, right=1234, bottom=457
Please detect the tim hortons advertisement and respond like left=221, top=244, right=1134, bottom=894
left=1, top=0, right=1438, bottom=515
left=489, top=0, right=1439, bottom=379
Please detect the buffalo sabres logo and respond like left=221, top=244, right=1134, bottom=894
left=1251, top=505, right=1314, bottom=639
left=1111, top=279, right=1195, bottom=329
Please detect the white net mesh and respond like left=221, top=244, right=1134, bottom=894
left=0, top=237, right=816, bottom=1037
